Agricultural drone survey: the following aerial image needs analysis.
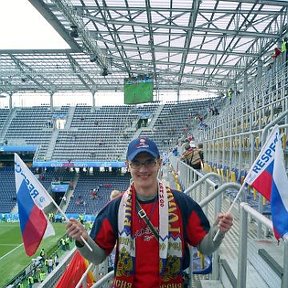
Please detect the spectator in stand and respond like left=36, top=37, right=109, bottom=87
left=188, top=142, right=204, bottom=170
left=272, top=47, right=282, bottom=59
left=282, top=37, right=288, bottom=66
left=60, top=237, right=66, bottom=251
left=17, top=282, right=24, bottom=288
left=65, top=235, right=71, bottom=250
left=187, top=134, right=194, bottom=142
left=47, top=257, right=54, bottom=273
left=39, top=270, right=46, bottom=283
left=27, top=275, right=34, bottom=288
left=210, top=106, right=219, bottom=116
left=209, top=106, right=215, bottom=115
left=172, top=145, right=179, bottom=157
left=162, top=151, right=169, bottom=166
left=198, top=143, right=204, bottom=166
left=79, top=214, right=85, bottom=224
left=180, top=142, right=193, bottom=165
left=227, top=88, right=233, bottom=104
left=54, top=253, right=59, bottom=266
left=181, top=142, right=203, bottom=170
left=110, top=189, right=122, bottom=200
left=90, top=189, right=97, bottom=200
left=180, top=138, right=190, bottom=155
left=196, top=116, right=208, bottom=130
left=39, top=248, right=46, bottom=264
left=66, top=136, right=233, bottom=288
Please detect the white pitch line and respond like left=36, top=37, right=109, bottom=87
left=0, top=243, right=23, bottom=261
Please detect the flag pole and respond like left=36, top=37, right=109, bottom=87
left=213, top=182, right=246, bottom=241
left=75, top=262, right=94, bottom=288
left=43, top=191, right=93, bottom=252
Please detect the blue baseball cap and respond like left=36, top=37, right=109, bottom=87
left=126, top=137, right=160, bottom=161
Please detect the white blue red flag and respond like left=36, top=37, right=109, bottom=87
left=14, top=153, right=55, bottom=256
left=245, top=125, right=288, bottom=240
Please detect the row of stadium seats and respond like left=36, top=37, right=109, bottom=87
left=65, top=172, right=130, bottom=214
left=0, top=98, right=213, bottom=162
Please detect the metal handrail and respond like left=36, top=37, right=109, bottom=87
left=197, top=182, right=241, bottom=284
left=199, top=182, right=241, bottom=208
left=238, top=203, right=288, bottom=288
left=261, top=110, right=288, bottom=145
left=184, top=172, right=222, bottom=195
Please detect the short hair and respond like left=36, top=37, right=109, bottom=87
left=184, top=143, right=190, bottom=150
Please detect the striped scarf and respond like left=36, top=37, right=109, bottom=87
left=113, top=180, right=183, bottom=286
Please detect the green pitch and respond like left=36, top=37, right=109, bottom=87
left=0, top=222, right=66, bottom=287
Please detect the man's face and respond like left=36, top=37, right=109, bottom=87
left=128, top=152, right=161, bottom=189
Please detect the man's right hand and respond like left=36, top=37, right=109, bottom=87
left=66, top=218, right=89, bottom=244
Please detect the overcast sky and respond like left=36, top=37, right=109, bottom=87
left=0, top=0, right=69, bottom=49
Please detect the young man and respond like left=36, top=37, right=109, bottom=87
left=66, top=137, right=233, bottom=288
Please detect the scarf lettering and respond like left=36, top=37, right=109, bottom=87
left=123, top=197, right=132, bottom=228
left=119, top=237, right=131, bottom=246
left=168, top=194, right=180, bottom=233
left=168, top=241, right=181, bottom=251
left=160, top=284, right=182, bottom=288
left=113, top=279, right=133, bottom=288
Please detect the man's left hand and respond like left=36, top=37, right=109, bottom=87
left=217, top=212, right=233, bottom=233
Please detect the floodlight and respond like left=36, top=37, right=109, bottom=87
left=101, top=68, right=108, bottom=76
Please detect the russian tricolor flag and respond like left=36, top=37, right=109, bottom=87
left=246, top=125, right=288, bottom=240
left=15, top=154, right=55, bottom=256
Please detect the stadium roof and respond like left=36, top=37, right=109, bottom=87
left=0, top=0, right=288, bottom=97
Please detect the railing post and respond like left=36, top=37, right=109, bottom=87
left=237, top=203, right=248, bottom=288
left=188, top=246, right=194, bottom=288
left=204, top=181, right=209, bottom=215
left=211, top=252, right=220, bottom=280
left=282, top=239, right=288, bottom=288
left=211, top=187, right=222, bottom=280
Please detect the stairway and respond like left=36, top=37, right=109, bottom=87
left=45, top=129, right=59, bottom=160
left=64, top=106, right=76, bottom=130
left=148, top=104, right=164, bottom=127
left=0, top=108, right=17, bottom=143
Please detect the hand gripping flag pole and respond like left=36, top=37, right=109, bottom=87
left=213, top=181, right=246, bottom=242
left=15, top=153, right=92, bottom=255
left=214, top=125, right=288, bottom=241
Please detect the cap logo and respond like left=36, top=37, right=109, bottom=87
left=136, top=138, right=149, bottom=149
